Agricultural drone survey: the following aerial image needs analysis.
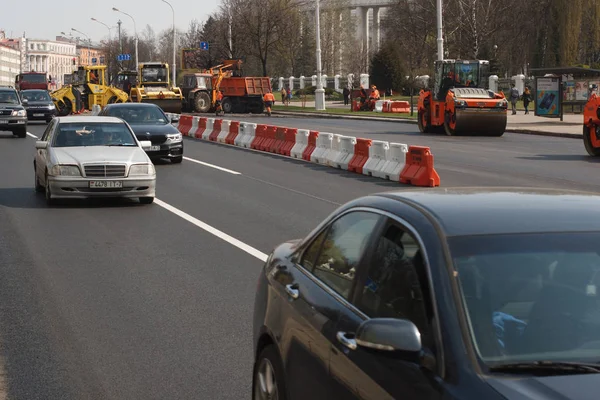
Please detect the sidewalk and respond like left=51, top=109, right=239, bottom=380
left=275, top=100, right=584, bottom=139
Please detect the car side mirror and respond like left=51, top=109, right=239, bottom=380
left=170, top=116, right=179, bottom=123
left=35, top=141, right=48, bottom=149
left=22, top=99, right=28, bottom=105
left=355, top=318, right=422, bottom=355
left=139, top=140, right=152, bottom=150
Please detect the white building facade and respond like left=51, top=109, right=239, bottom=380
left=25, top=39, right=77, bottom=88
left=0, top=44, right=20, bottom=86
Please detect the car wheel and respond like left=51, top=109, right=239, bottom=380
left=171, top=156, right=183, bottom=164
left=252, top=345, right=287, bottom=400
left=45, top=175, right=55, bottom=205
left=14, top=127, right=26, bottom=138
left=34, top=168, right=44, bottom=193
left=139, top=197, right=154, bottom=205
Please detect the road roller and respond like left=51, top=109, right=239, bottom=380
left=583, top=87, right=600, bottom=156
left=417, top=59, right=508, bottom=136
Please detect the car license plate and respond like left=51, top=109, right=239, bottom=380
left=33, top=113, right=44, bottom=117
left=89, top=181, right=123, bottom=188
left=149, top=145, right=161, bottom=151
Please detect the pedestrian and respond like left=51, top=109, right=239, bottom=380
left=509, top=83, right=519, bottom=115
left=263, top=90, right=275, bottom=116
left=523, top=86, right=532, bottom=115
left=343, top=86, right=350, bottom=106
left=280, top=87, right=287, bottom=105
left=286, top=87, right=292, bottom=104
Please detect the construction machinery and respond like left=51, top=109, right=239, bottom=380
left=129, top=62, right=183, bottom=114
left=583, top=85, right=600, bottom=156
left=417, top=59, right=508, bottom=136
left=51, top=65, right=129, bottom=116
left=112, top=69, right=138, bottom=95
left=180, top=59, right=270, bottom=114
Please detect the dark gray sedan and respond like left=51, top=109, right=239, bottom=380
left=99, top=103, right=183, bottom=163
left=253, top=188, right=600, bottom=400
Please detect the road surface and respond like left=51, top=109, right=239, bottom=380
left=0, top=116, right=597, bottom=399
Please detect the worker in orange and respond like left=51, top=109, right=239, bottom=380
left=368, top=85, right=380, bottom=109
left=215, top=90, right=224, bottom=116
left=263, top=90, right=275, bottom=117
left=89, top=70, right=98, bottom=84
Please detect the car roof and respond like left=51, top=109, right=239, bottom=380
left=21, top=89, right=47, bottom=92
left=104, top=103, right=160, bottom=108
left=56, top=116, right=126, bottom=124
left=0, top=87, right=16, bottom=92
left=372, top=187, right=600, bottom=237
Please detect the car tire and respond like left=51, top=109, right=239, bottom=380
left=252, top=345, right=288, bottom=400
left=171, top=156, right=183, bottom=164
left=14, top=127, right=26, bottom=138
left=45, top=175, right=56, bottom=206
left=139, top=197, right=154, bottom=205
left=34, top=167, right=44, bottom=193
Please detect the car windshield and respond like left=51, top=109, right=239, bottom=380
left=0, top=91, right=20, bottom=104
left=105, top=106, right=167, bottom=125
left=22, top=74, right=47, bottom=83
left=22, top=91, right=51, bottom=102
left=449, top=232, right=600, bottom=367
left=53, top=122, right=137, bottom=147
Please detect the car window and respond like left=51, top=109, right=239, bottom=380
left=53, top=122, right=137, bottom=147
left=22, top=91, right=51, bottom=102
left=41, top=120, right=56, bottom=141
left=353, top=222, right=434, bottom=348
left=306, top=211, right=381, bottom=300
left=449, top=232, right=600, bottom=366
left=103, top=106, right=167, bottom=125
left=0, top=90, right=20, bottom=104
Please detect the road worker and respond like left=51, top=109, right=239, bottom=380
left=263, top=90, right=275, bottom=116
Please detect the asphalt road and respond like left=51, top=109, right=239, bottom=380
left=0, top=115, right=598, bottom=399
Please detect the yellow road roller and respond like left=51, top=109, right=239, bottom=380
left=129, top=62, right=183, bottom=114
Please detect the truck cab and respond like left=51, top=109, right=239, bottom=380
left=15, top=72, right=50, bottom=91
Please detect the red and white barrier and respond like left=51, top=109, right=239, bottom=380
left=291, top=129, right=309, bottom=159
left=169, top=113, right=439, bottom=187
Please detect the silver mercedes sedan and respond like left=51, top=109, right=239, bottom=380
left=33, top=116, right=157, bottom=205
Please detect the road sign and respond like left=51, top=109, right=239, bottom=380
left=117, top=54, right=131, bottom=61
left=200, top=42, right=209, bottom=50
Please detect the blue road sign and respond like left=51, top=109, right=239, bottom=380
left=200, top=41, right=209, bottom=50
left=117, top=54, right=132, bottom=61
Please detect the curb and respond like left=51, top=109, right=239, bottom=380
left=271, top=111, right=582, bottom=140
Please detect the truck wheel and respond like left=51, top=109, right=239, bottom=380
left=417, top=109, right=431, bottom=133
left=222, top=98, right=233, bottom=113
left=57, top=99, right=72, bottom=116
left=194, top=92, right=211, bottom=113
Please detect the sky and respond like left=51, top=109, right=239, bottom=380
left=0, top=0, right=221, bottom=42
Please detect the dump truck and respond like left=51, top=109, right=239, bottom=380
left=129, top=62, right=183, bottom=114
left=181, top=59, right=270, bottom=114
left=15, top=72, right=50, bottom=91
left=583, top=85, right=600, bottom=156
left=417, top=59, right=508, bottom=136
left=50, top=65, right=129, bottom=116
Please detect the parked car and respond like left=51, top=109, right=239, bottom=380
left=0, top=86, right=27, bottom=138
left=98, top=103, right=183, bottom=163
left=253, top=188, right=600, bottom=400
left=34, top=116, right=156, bottom=205
left=20, top=89, right=57, bottom=123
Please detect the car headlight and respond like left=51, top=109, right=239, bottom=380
left=48, top=104, right=56, bottom=110
left=129, top=163, right=156, bottom=176
left=11, top=110, right=26, bottom=117
left=454, top=99, right=467, bottom=107
left=50, top=165, right=81, bottom=176
left=166, top=133, right=182, bottom=143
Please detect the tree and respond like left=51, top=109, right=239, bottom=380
left=369, top=43, right=405, bottom=92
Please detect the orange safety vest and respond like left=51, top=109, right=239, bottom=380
left=264, top=93, right=275, bottom=102
left=217, top=92, right=223, bottom=101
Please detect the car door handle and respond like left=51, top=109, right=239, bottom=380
left=336, top=331, right=357, bottom=351
left=285, top=284, right=299, bottom=300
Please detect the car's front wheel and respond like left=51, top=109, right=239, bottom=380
left=45, top=174, right=55, bottom=206
left=252, top=345, right=287, bottom=400
left=14, top=127, right=26, bottom=138
left=171, top=156, right=183, bottom=164
left=34, top=166, right=44, bottom=193
left=139, top=197, right=154, bottom=205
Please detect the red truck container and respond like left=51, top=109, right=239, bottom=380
left=15, top=72, right=49, bottom=91
left=215, top=76, right=272, bottom=113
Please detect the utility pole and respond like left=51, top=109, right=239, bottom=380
left=436, top=0, right=444, bottom=61
left=314, top=0, right=325, bottom=111
left=118, top=19, right=122, bottom=69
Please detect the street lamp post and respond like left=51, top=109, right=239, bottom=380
left=314, top=0, right=325, bottom=111
left=161, top=0, right=177, bottom=86
left=71, top=28, right=91, bottom=46
left=112, top=7, right=138, bottom=78
left=436, top=0, right=444, bottom=61
left=91, top=17, right=112, bottom=41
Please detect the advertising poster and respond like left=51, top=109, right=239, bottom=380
left=563, top=81, right=576, bottom=101
left=535, top=77, right=560, bottom=117
left=576, top=81, right=589, bottom=101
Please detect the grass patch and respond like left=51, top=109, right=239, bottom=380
left=272, top=105, right=417, bottom=119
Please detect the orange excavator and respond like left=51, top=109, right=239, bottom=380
left=417, top=59, right=508, bottom=136
left=583, top=85, right=600, bottom=156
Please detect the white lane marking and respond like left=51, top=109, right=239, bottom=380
left=26, top=132, right=38, bottom=139
left=182, top=156, right=241, bottom=175
left=154, top=198, right=268, bottom=262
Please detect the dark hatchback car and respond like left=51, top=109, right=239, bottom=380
left=253, top=188, right=600, bottom=400
left=20, top=89, right=57, bottom=122
left=99, top=103, right=183, bottom=163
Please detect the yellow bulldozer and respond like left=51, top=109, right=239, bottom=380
left=51, top=65, right=129, bottom=116
left=129, top=62, right=183, bottom=113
